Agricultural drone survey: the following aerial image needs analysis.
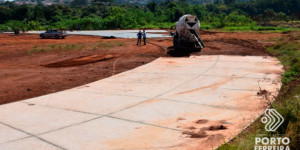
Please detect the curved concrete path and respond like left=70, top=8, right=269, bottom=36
left=0, top=55, right=283, bottom=150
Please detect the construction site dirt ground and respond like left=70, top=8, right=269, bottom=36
left=0, top=31, right=283, bottom=104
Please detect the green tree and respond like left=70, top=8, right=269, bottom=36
left=223, top=0, right=235, bottom=5
left=146, top=2, right=156, bottom=13
left=27, top=20, right=42, bottom=30
left=70, top=0, right=89, bottom=7
left=105, top=6, right=125, bottom=28
left=0, top=6, right=13, bottom=24
left=174, top=8, right=184, bottom=21
left=33, top=5, right=45, bottom=21
left=5, top=20, right=26, bottom=34
left=44, top=5, right=60, bottom=21
left=92, top=0, right=113, bottom=5
left=13, top=5, right=30, bottom=21
left=164, top=0, right=174, bottom=4
left=178, top=0, right=188, bottom=3
left=214, top=0, right=222, bottom=4
left=167, top=2, right=177, bottom=9
left=262, top=9, right=276, bottom=22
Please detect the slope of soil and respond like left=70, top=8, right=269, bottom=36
left=152, top=31, right=282, bottom=56
left=44, top=54, right=117, bottom=68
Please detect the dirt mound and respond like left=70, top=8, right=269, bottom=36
left=183, top=128, right=208, bottom=138
left=195, top=119, right=209, bottom=124
left=160, top=37, right=269, bottom=57
left=180, top=118, right=228, bottom=140
left=215, top=38, right=267, bottom=53
left=183, top=125, right=227, bottom=138
left=257, top=89, right=270, bottom=96
left=151, top=31, right=282, bottom=57
left=199, top=30, right=218, bottom=35
left=103, top=36, right=116, bottom=39
left=198, top=38, right=269, bottom=56
left=44, top=54, right=117, bottom=68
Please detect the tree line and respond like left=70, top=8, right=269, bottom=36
left=0, top=0, right=299, bottom=31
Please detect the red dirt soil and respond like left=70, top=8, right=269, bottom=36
left=0, top=31, right=283, bottom=104
left=0, top=34, right=164, bottom=104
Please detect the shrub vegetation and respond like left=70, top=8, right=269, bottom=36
left=0, top=0, right=299, bottom=31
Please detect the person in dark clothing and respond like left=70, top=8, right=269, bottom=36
left=137, top=30, right=142, bottom=45
left=77, top=24, right=81, bottom=31
left=143, top=30, right=146, bottom=45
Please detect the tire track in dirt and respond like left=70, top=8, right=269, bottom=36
left=112, top=42, right=166, bottom=75
left=209, top=38, right=272, bottom=56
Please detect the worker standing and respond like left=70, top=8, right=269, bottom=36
left=143, top=30, right=146, bottom=45
left=77, top=24, right=81, bottom=31
left=137, top=30, right=142, bottom=46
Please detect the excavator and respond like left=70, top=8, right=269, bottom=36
left=172, top=15, right=205, bottom=51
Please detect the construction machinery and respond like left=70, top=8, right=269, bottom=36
left=172, top=15, right=205, bottom=51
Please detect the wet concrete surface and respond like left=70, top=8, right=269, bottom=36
left=0, top=55, right=283, bottom=150
left=27, top=30, right=171, bottom=38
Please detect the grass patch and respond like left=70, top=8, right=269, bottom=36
left=48, top=44, right=56, bottom=49
left=218, top=31, right=300, bottom=149
left=222, top=26, right=253, bottom=31
left=93, top=46, right=97, bottom=51
left=77, top=44, right=85, bottom=50
left=201, top=24, right=213, bottom=30
left=63, top=44, right=77, bottom=51
left=65, top=44, right=72, bottom=51
left=115, top=41, right=125, bottom=46
left=98, top=42, right=112, bottom=50
left=27, top=45, right=52, bottom=55
left=98, top=41, right=125, bottom=50
left=221, top=25, right=293, bottom=32
left=26, top=41, right=124, bottom=55
left=33, top=48, right=49, bottom=52
left=27, top=50, right=32, bottom=55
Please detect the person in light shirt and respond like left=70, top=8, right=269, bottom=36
left=143, top=29, right=146, bottom=45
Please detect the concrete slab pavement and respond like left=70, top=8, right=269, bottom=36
left=0, top=55, right=283, bottom=150
left=27, top=30, right=171, bottom=38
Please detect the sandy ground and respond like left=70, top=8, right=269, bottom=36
left=0, top=31, right=282, bottom=104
